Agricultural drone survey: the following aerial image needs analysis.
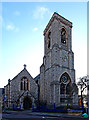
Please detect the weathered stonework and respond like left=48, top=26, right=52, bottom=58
left=4, top=67, right=38, bottom=109
left=4, top=12, right=78, bottom=109
left=39, top=12, right=78, bottom=106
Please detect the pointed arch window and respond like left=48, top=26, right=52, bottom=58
left=20, top=77, right=29, bottom=91
left=61, top=28, right=67, bottom=44
left=27, top=80, right=29, bottom=90
left=60, top=72, right=73, bottom=103
left=47, top=31, right=51, bottom=49
left=21, top=80, right=23, bottom=90
left=24, top=80, right=26, bottom=90
left=60, top=72, right=72, bottom=94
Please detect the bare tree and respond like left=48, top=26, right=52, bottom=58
left=77, top=75, right=89, bottom=107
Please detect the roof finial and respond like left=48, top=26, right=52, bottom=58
left=24, top=64, right=26, bottom=69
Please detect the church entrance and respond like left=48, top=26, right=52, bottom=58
left=23, top=96, right=32, bottom=109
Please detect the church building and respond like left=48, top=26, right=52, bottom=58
left=4, top=12, right=78, bottom=109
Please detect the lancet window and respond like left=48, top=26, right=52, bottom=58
left=47, top=31, right=51, bottom=49
left=20, top=77, right=29, bottom=91
left=61, top=28, right=67, bottom=44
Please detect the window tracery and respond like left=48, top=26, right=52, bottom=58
left=60, top=73, right=72, bottom=94
left=20, top=77, right=29, bottom=91
left=60, top=73, right=72, bottom=103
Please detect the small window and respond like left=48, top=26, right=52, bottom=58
left=24, top=80, right=26, bottom=90
left=47, top=31, right=51, bottom=49
left=27, top=80, right=29, bottom=90
left=21, top=80, right=23, bottom=90
left=61, top=28, right=66, bottom=44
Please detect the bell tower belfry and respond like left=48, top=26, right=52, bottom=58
left=39, top=12, right=78, bottom=106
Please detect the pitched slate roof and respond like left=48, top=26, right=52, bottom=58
left=9, top=67, right=33, bottom=82
left=34, top=74, right=40, bottom=81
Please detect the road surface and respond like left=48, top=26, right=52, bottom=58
left=1, top=110, right=89, bottom=120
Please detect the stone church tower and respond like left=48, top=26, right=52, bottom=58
left=3, top=12, right=78, bottom=110
left=39, top=12, right=78, bottom=106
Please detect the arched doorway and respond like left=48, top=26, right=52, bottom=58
left=23, top=96, right=32, bottom=109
